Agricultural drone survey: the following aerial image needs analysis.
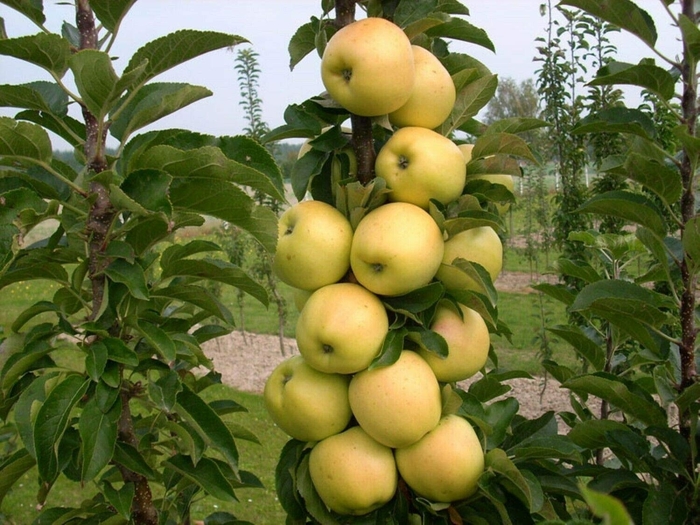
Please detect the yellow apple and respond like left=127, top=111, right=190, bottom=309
left=459, top=143, right=515, bottom=214
left=263, top=355, right=352, bottom=442
left=395, top=414, right=484, bottom=503
left=320, top=17, right=415, bottom=116
left=348, top=350, right=442, bottom=448
left=350, top=202, right=444, bottom=296
left=291, top=287, right=313, bottom=312
left=388, top=45, right=456, bottom=129
left=419, top=300, right=490, bottom=382
left=296, top=283, right=389, bottom=374
left=309, top=426, right=398, bottom=515
left=436, top=226, right=503, bottom=293
left=272, top=200, right=353, bottom=291
left=375, top=127, right=466, bottom=209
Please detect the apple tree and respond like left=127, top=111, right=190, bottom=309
left=0, top=1, right=284, bottom=523
left=532, top=1, right=700, bottom=522
left=260, top=1, right=620, bottom=523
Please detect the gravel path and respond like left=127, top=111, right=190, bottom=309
left=203, top=334, right=579, bottom=430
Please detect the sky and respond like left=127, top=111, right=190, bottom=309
left=0, top=1, right=681, bottom=148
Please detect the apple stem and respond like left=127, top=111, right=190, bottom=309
left=335, top=0, right=377, bottom=186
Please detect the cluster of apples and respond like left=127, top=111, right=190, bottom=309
left=263, top=16, right=508, bottom=516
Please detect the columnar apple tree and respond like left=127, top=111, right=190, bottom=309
left=259, top=1, right=618, bottom=523
left=0, top=2, right=283, bottom=523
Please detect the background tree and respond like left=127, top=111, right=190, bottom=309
left=0, top=2, right=284, bottom=523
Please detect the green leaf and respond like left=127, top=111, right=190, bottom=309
left=288, top=21, right=316, bottom=71
left=394, top=0, right=438, bottom=28
left=0, top=116, right=52, bottom=163
left=406, top=326, right=448, bottom=358
left=580, top=484, right=634, bottom=525
left=568, top=419, right=635, bottom=449
left=34, top=374, right=90, bottom=483
left=622, top=153, right=682, bottom=205
left=572, top=107, right=656, bottom=140
left=676, top=382, right=700, bottom=412
left=104, top=258, right=149, bottom=300
left=164, top=455, right=237, bottom=502
left=682, top=216, right=700, bottom=270
left=548, top=325, right=605, bottom=370
left=511, top=435, right=582, bottom=462
left=642, top=482, right=689, bottom=525
left=124, top=30, right=247, bottom=84
left=439, top=74, right=497, bottom=136
left=0, top=0, right=45, bottom=26
left=589, top=61, right=675, bottom=102
left=103, top=337, right=139, bottom=367
left=102, top=480, right=134, bottom=520
left=571, top=279, right=674, bottom=327
left=403, top=13, right=450, bottom=41
left=485, top=397, right=518, bottom=448
left=551, top=257, right=602, bottom=284
left=290, top=148, right=329, bottom=201
left=85, top=340, right=108, bottom=381
left=485, top=448, right=542, bottom=512
left=80, top=396, right=120, bottom=481
left=120, top=169, right=173, bottom=215
left=136, top=144, right=285, bottom=202
left=563, top=373, right=667, bottom=427
left=425, top=17, right=494, bottom=51
left=559, top=0, right=657, bottom=47
left=275, top=439, right=307, bottom=520
left=472, top=132, right=537, bottom=164
left=110, top=83, right=212, bottom=142
left=90, top=0, right=136, bottom=32
left=382, top=282, right=444, bottom=319
left=0, top=81, right=68, bottom=118
left=175, top=384, right=239, bottom=471
left=576, top=190, right=667, bottom=235
left=137, top=320, right=176, bottom=362
left=0, top=33, right=70, bottom=77
left=113, top=442, right=156, bottom=479
left=153, top=284, right=233, bottom=325
left=69, top=50, right=119, bottom=119
left=369, top=327, right=406, bottom=370
left=13, top=109, right=85, bottom=147
left=150, top=370, right=182, bottom=412
left=161, top=257, right=268, bottom=307
left=0, top=448, right=36, bottom=506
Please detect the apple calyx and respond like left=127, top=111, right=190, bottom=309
left=342, top=68, right=352, bottom=82
left=322, top=344, right=334, bottom=354
left=398, top=155, right=409, bottom=170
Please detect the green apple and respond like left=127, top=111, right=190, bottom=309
left=349, top=350, right=442, bottom=448
left=375, top=127, right=466, bottom=209
left=350, top=202, right=444, bottom=296
left=419, top=300, right=490, bottom=382
left=291, top=287, right=313, bottom=312
left=272, top=200, right=353, bottom=291
left=395, top=414, right=484, bottom=503
left=388, top=45, right=456, bottom=129
left=309, top=426, right=398, bottom=515
left=436, top=226, right=503, bottom=293
left=320, top=17, right=415, bottom=117
left=296, top=282, right=389, bottom=374
left=263, top=355, right=352, bottom=442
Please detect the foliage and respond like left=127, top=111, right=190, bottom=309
left=0, top=2, right=285, bottom=524
left=535, top=0, right=700, bottom=522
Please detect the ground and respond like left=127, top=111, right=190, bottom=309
left=202, top=271, right=583, bottom=430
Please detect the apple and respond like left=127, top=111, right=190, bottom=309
left=296, top=282, right=389, bottom=374
left=394, top=414, right=484, bottom=503
left=309, top=425, right=398, bottom=515
left=320, top=17, right=415, bottom=117
left=263, top=355, right=352, bottom=442
left=350, top=202, right=444, bottom=296
left=388, top=45, right=456, bottom=129
left=291, top=287, right=313, bottom=312
left=459, top=143, right=514, bottom=214
left=436, top=226, right=503, bottom=293
left=375, top=127, right=466, bottom=209
left=348, top=350, right=442, bottom=448
left=272, top=200, right=353, bottom=291
left=418, top=300, right=490, bottom=382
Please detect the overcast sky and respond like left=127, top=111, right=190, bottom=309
left=0, top=1, right=681, bottom=148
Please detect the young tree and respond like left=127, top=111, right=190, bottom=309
left=0, top=2, right=284, bottom=523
